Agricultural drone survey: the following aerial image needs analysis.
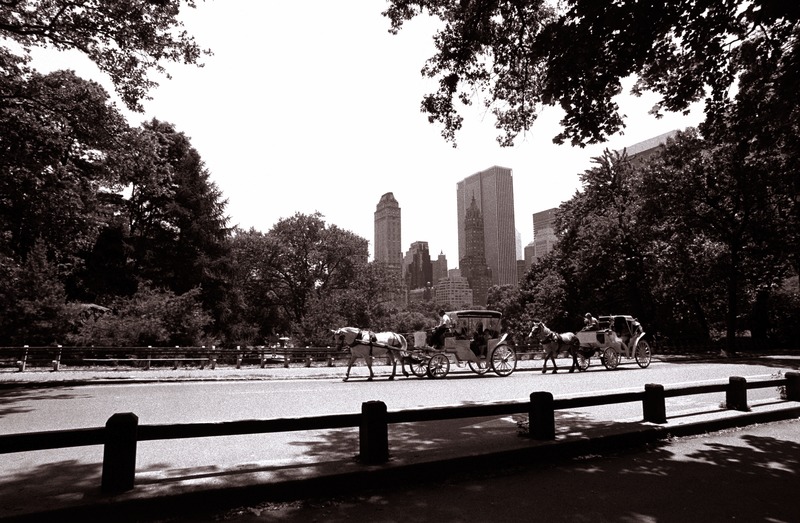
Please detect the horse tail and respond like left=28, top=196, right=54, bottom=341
left=398, top=333, right=407, bottom=352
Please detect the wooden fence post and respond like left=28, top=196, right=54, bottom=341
left=52, top=344, right=62, bottom=371
left=643, top=383, right=667, bottom=424
left=173, top=346, right=180, bottom=370
left=359, top=401, right=389, bottom=464
left=145, top=346, right=152, bottom=370
left=726, top=376, right=749, bottom=411
left=210, top=345, right=217, bottom=370
left=101, top=412, right=138, bottom=493
left=236, top=345, right=242, bottom=369
left=17, top=345, right=28, bottom=372
left=785, top=371, right=800, bottom=401
left=529, top=392, right=555, bottom=440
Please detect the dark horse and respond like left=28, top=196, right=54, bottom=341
left=528, top=320, right=581, bottom=374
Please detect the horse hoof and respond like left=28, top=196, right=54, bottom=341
left=388, top=376, right=395, bottom=380
left=343, top=377, right=349, bottom=382
left=551, top=370, right=557, bottom=374
left=367, top=377, right=373, bottom=381
left=541, top=369, right=546, bottom=374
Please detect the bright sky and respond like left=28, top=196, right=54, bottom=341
left=28, top=1, right=704, bottom=265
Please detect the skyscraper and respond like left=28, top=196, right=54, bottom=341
left=456, top=166, right=516, bottom=287
left=374, top=192, right=402, bottom=269
left=532, top=208, right=558, bottom=261
left=459, top=195, right=492, bottom=306
left=403, top=241, right=432, bottom=291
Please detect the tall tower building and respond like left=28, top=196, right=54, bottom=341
left=431, top=252, right=448, bottom=289
left=374, top=192, right=402, bottom=269
left=403, top=241, right=433, bottom=290
left=532, top=208, right=558, bottom=261
left=456, top=166, right=516, bottom=287
left=459, top=195, right=493, bottom=306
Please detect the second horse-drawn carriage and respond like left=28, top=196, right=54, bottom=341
left=407, top=310, right=517, bottom=379
left=574, top=314, right=652, bottom=370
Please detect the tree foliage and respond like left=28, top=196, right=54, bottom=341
left=1, top=0, right=209, bottom=110
left=384, top=0, right=800, bottom=146
left=0, top=64, right=129, bottom=268
left=69, top=285, right=211, bottom=347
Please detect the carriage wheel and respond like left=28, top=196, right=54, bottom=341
left=468, top=360, right=490, bottom=375
left=408, top=357, right=429, bottom=378
left=427, top=353, right=450, bottom=379
left=490, top=345, right=517, bottom=377
left=601, top=347, right=620, bottom=370
left=577, top=351, right=590, bottom=371
left=634, top=340, right=652, bottom=368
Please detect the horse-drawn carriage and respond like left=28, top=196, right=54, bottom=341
left=528, top=314, right=651, bottom=373
left=407, top=310, right=517, bottom=379
left=574, top=314, right=652, bottom=370
left=332, top=310, right=517, bottom=380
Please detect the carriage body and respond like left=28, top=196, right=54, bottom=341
left=575, top=314, right=651, bottom=370
left=408, top=310, right=517, bottom=378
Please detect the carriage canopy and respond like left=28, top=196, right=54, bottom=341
left=446, top=310, right=503, bottom=339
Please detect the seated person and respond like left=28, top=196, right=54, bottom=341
left=470, top=323, right=490, bottom=359
left=582, top=312, right=599, bottom=330
left=430, top=309, right=451, bottom=349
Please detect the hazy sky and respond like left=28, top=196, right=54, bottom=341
left=29, top=1, right=704, bottom=264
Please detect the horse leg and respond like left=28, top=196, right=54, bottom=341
left=388, top=353, right=396, bottom=380
left=343, top=355, right=355, bottom=382
left=551, top=353, right=558, bottom=374
left=569, top=350, right=577, bottom=373
left=541, top=352, right=548, bottom=373
left=366, top=355, right=374, bottom=381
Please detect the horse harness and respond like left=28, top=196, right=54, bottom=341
left=350, top=329, right=378, bottom=356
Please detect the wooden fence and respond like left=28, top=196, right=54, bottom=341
left=0, top=344, right=545, bottom=372
left=0, top=372, right=798, bottom=493
left=0, top=345, right=344, bottom=371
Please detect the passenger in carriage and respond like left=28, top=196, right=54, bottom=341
left=471, top=322, right=490, bottom=359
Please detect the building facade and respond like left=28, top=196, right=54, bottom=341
left=532, top=207, right=558, bottom=262
left=373, top=192, right=402, bottom=269
left=403, top=241, right=433, bottom=291
left=456, top=166, right=517, bottom=287
left=431, top=252, right=448, bottom=290
left=459, top=195, right=493, bottom=306
left=435, top=274, right=473, bottom=309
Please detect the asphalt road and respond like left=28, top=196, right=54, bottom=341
left=172, top=418, right=800, bottom=523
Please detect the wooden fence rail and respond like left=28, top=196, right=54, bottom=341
left=0, top=373, right=797, bottom=493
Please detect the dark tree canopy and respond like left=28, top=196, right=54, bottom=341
left=384, top=0, right=800, bottom=146
left=0, top=0, right=209, bottom=110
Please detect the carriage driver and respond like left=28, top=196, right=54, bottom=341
left=583, top=312, right=599, bottom=330
left=431, top=309, right=452, bottom=349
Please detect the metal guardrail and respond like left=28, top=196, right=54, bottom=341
left=0, top=372, right=798, bottom=493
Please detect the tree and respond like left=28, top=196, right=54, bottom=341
left=121, top=119, right=232, bottom=331
left=0, top=66, right=129, bottom=270
left=1, top=0, right=209, bottom=111
left=641, top=124, right=795, bottom=351
left=69, top=284, right=212, bottom=346
left=228, top=214, right=370, bottom=345
left=383, top=0, right=800, bottom=146
left=0, top=243, right=76, bottom=345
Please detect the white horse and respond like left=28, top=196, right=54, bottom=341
left=332, top=327, right=409, bottom=381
